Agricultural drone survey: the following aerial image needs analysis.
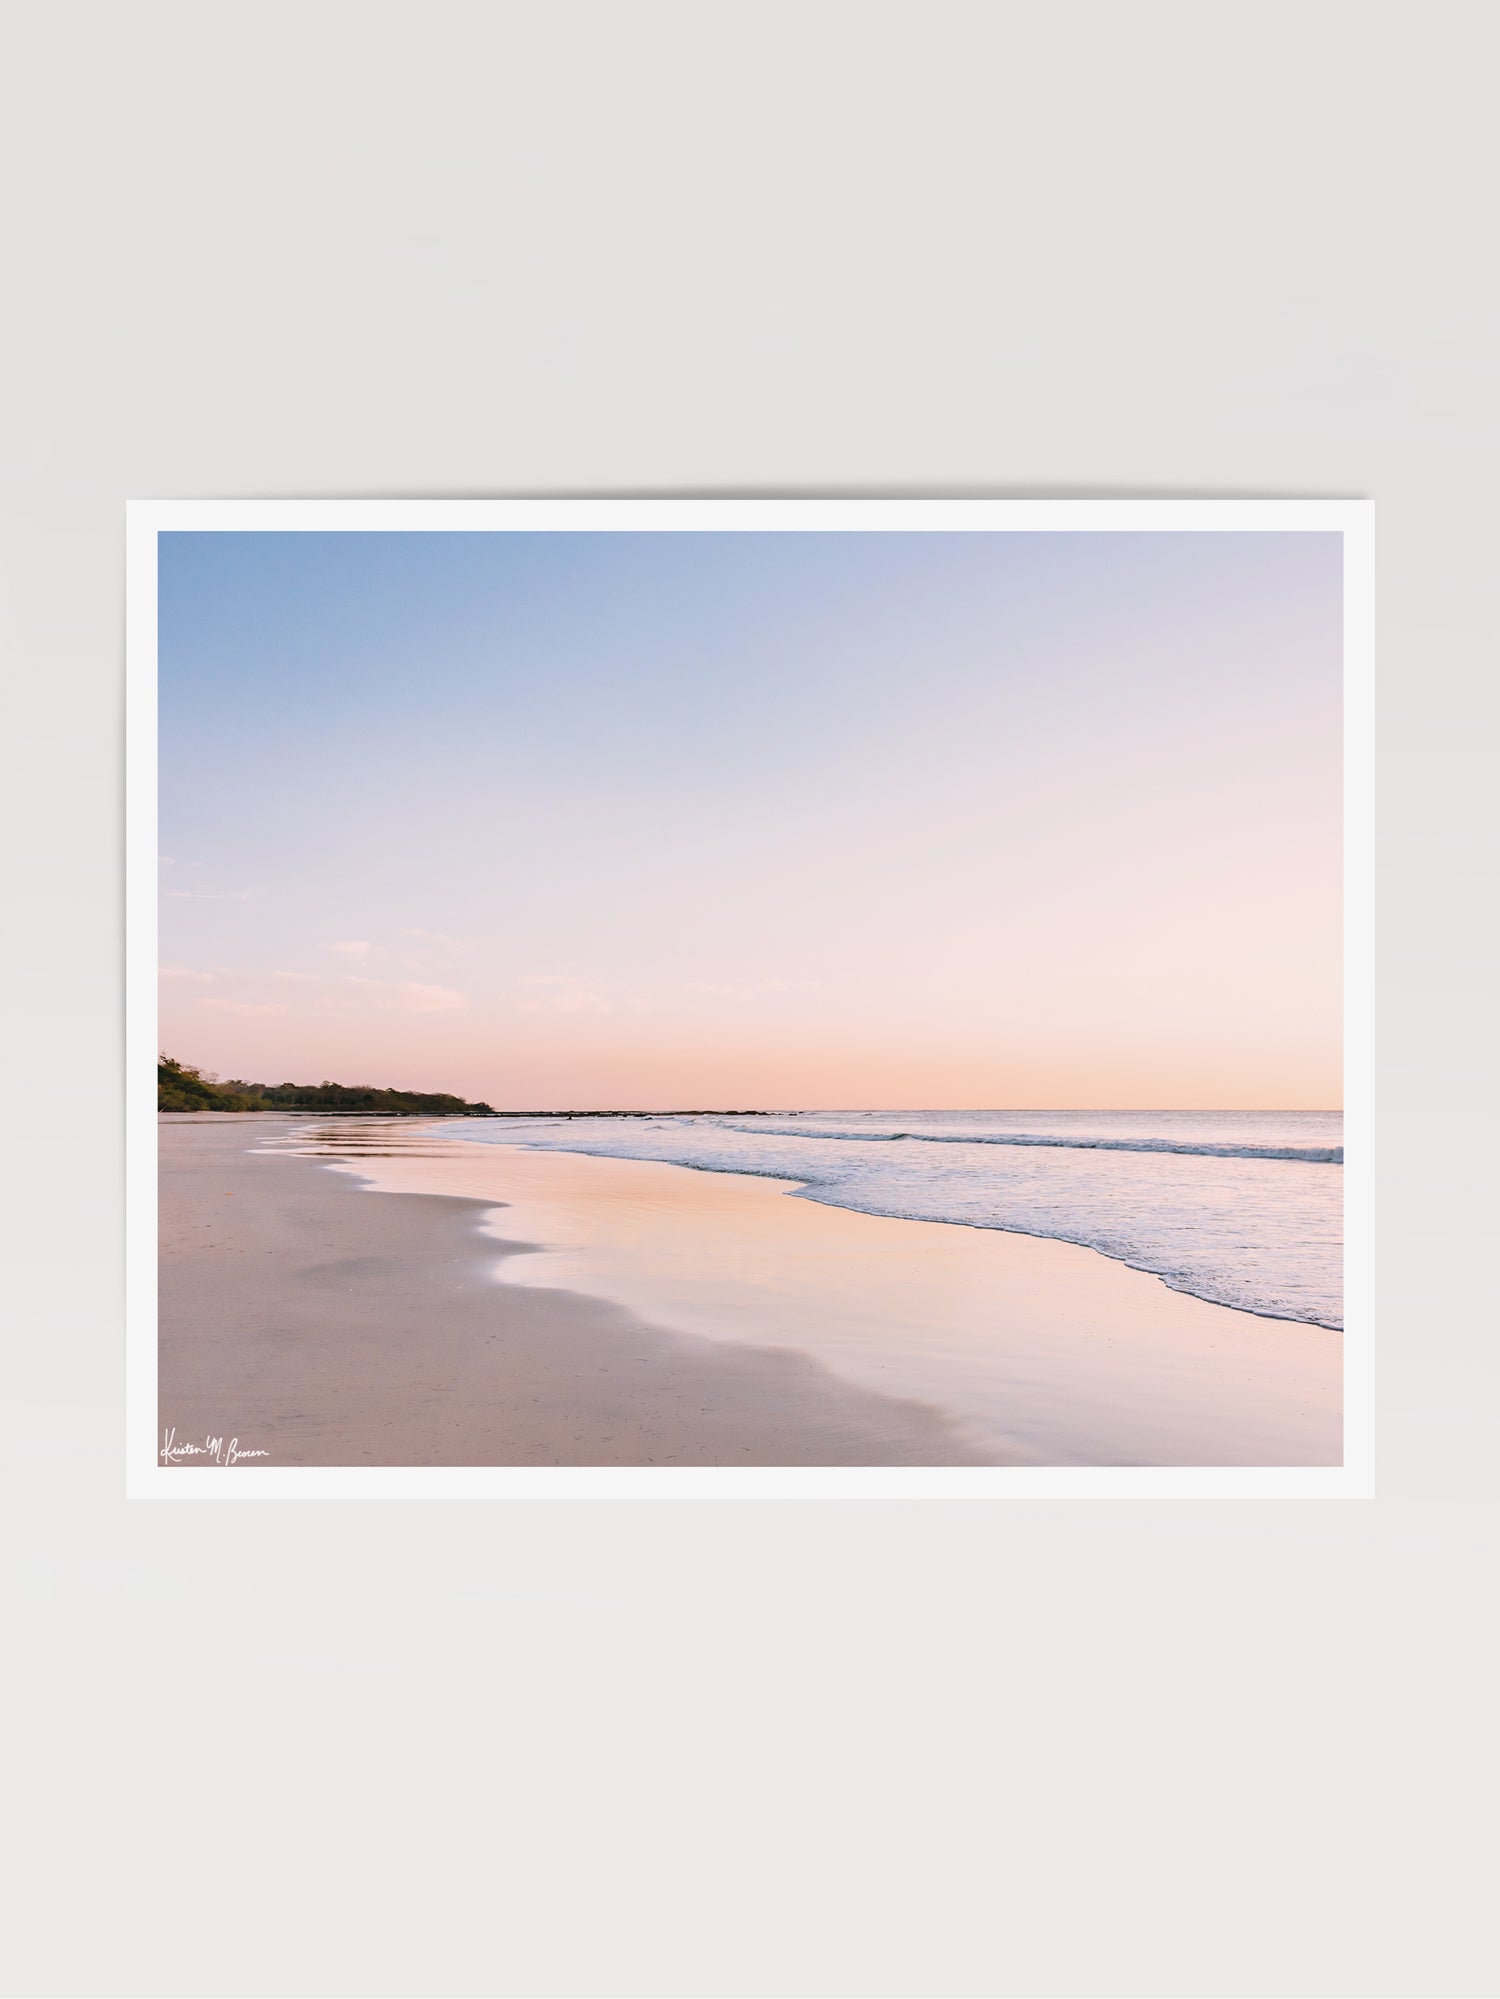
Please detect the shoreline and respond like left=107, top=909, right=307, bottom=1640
left=159, top=1113, right=1343, bottom=1468
left=456, top=1137, right=1343, bottom=1334
left=441, top=1110, right=1342, bottom=1333
left=278, top=1117, right=1338, bottom=1466
left=158, top=1116, right=997, bottom=1467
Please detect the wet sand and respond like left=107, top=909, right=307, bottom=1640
left=160, top=1114, right=1342, bottom=1468
left=158, top=1116, right=994, bottom=1466
left=300, top=1124, right=1343, bottom=1467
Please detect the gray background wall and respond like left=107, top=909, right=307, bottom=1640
left=1, top=4, right=1495, bottom=1994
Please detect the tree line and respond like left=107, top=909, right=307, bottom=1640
left=158, top=1055, right=495, bottom=1116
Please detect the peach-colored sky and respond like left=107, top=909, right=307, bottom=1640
left=159, top=530, right=1341, bottom=1108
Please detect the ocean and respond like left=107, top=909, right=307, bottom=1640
left=451, top=1108, right=1343, bottom=1330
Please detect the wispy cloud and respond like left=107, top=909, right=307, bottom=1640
left=168, top=889, right=255, bottom=902
left=398, top=983, right=467, bottom=1013
left=511, top=973, right=613, bottom=1016
left=350, top=978, right=467, bottom=1013
left=324, top=939, right=373, bottom=958
left=676, top=976, right=812, bottom=1001
left=173, top=965, right=467, bottom=1016
left=201, top=998, right=289, bottom=1018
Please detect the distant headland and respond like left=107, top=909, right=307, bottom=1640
left=157, top=1055, right=496, bottom=1117
left=158, top=1055, right=785, bottom=1119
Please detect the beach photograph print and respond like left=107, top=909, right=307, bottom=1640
left=137, top=501, right=1364, bottom=1492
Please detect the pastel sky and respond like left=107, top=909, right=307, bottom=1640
left=158, top=530, right=1342, bottom=1109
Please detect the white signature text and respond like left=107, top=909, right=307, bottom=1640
left=161, top=1428, right=270, bottom=1465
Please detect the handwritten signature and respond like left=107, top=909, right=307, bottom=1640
left=161, top=1428, right=270, bottom=1465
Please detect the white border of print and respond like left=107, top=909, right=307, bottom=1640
left=126, top=498, right=1373, bottom=1500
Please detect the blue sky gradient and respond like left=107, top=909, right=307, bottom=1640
left=158, top=530, right=1342, bottom=1107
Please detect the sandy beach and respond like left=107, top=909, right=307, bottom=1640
left=158, top=1116, right=995, bottom=1466
left=159, top=1115, right=1342, bottom=1467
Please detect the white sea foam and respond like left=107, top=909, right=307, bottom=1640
left=447, top=1108, right=1344, bottom=1330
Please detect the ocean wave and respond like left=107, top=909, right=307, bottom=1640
left=708, top=1122, right=1342, bottom=1164
left=450, top=1112, right=1343, bottom=1330
left=786, top=1185, right=1344, bottom=1331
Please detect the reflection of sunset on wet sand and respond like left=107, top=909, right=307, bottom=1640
left=289, top=1123, right=1340, bottom=1467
